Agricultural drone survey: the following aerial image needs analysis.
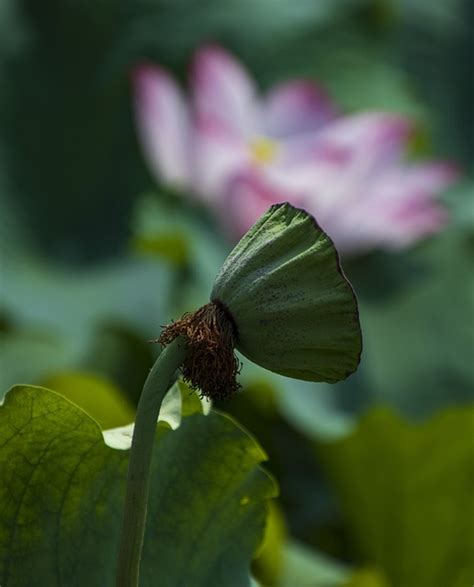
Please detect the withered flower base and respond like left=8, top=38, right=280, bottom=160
left=158, top=301, right=241, bottom=400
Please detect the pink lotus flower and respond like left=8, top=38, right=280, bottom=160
left=133, top=45, right=458, bottom=254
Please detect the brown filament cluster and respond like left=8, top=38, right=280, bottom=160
left=157, top=301, right=241, bottom=401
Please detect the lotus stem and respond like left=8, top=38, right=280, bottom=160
left=116, top=337, right=187, bottom=587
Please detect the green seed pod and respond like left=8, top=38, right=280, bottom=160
left=211, top=203, right=362, bottom=384
left=159, top=203, right=362, bottom=399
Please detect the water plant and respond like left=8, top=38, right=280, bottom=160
left=116, top=202, right=362, bottom=585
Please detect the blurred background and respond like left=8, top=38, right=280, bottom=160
left=0, top=1, right=473, bottom=586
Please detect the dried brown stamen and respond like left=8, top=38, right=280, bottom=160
left=156, top=301, right=241, bottom=401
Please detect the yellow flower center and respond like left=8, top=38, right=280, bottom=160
left=250, top=137, right=279, bottom=165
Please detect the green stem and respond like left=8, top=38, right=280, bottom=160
left=116, top=337, right=187, bottom=587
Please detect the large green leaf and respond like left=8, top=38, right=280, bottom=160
left=318, top=407, right=474, bottom=587
left=0, top=384, right=276, bottom=586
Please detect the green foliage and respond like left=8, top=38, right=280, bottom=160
left=256, top=536, right=392, bottom=587
left=41, top=371, right=135, bottom=429
left=0, top=330, right=78, bottom=398
left=272, top=378, right=355, bottom=440
left=318, top=407, right=474, bottom=587
left=81, top=322, right=156, bottom=406
left=0, top=384, right=276, bottom=586
left=252, top=500, right=287, bottom=584
left=254, top=513, right=391, bottom=587
left=342, top=567, right=390, bottom=587
left=354, top=228, right=474, bottom=416
left=0, top=253, right=173, bottom=405
left=131, top=191, right=227, bottom=313
left=277, top=540, right=350, bottom=586
left=0, top=254, right=172, bottom=340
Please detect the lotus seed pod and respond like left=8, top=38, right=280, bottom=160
left=211, top=203, right=362, bottom=383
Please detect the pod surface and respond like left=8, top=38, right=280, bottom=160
left=211, top=203, right=362, bottom=383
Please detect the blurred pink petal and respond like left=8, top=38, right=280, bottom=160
left=133, top=64, right=191, bottom=188
left=352, top=163, right=459, bottom=249
left=348, top=196, right=448, bottom=251
left=262, top=81, right=338, bottom=138
left=192, top=45, right=260, bottom=138
left=286, top=113, right=413, bottom=170
left=193, top=116, right=249, bottom=201
left=357, top=163, right=459, bottom=221
left=382, top=163, right=460, bottom=197
left=218, top=172, right=303, bottom=239
left=302, top=162, right=459, bottom=253
left=382, top=201, right=448, bottom=249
